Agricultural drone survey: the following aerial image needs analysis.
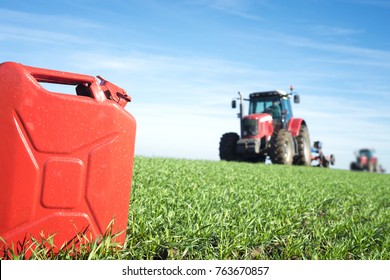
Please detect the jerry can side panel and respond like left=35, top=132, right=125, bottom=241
left=86, top=117, right=136, bottom=237
left=0, top=63, right=41, bottom=231
left=0, top=112, right=39, bottom=231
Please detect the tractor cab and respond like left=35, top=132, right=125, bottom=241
left=357, top=148, right=374, bottom=159
left=231, top=90, right=299, bottom=138
left=248, top=90, right=298, bottom=129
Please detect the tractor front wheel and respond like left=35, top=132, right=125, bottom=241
left=270, top=129, right=294, bottom=165
left=350, top=162, right=360, bottom=171
left=219, top=132, right=239, bottom=161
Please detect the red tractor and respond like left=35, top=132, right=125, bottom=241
left=219, top=87, right=311, bottom=165
left=350, top=148, right=383, bottom=172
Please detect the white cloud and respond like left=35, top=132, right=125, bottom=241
left=192, top=0, right=269, bottom=21
left=0, top=8, right=101, bottom=29
left=310, top=24, right=364, bottom=37
left=131, top=102, right=235, bottom=160
left=0, top=25, right=92, bottom=45
left=235, top=30, right=390, bottom=64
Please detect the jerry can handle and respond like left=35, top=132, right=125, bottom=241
left=24, top=64, right=131, bottom=107
left=24, top=65, right=96, bottom=85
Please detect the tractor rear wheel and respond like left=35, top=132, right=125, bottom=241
left=270, top=129, right=294, bottom=165
left=322, top=158, right=330, bottom=168
left=219, top=132, right=239, bottom=161
left=293, top=125, right=311, bottom=166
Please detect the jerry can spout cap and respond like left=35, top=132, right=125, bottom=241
left=97, top=75, right=131, bottom=107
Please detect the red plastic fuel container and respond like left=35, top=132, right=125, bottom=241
left=0, top=62, right=136, bottom=257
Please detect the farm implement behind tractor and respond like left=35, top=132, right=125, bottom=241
left=310, top=141, right=335, bottom=168
left=219, top=87, right=311, bottom=166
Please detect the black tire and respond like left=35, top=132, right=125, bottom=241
left=293, top=125, right=311, bottom=166
left=373, top=162, right=378, bottom=173
left=330, top=154, right=335, bottom=165
left=219, top=132, right=239, bottom=161
left=322, top=159, right=330, bottom=168
left=246, top=155, right=266, bottom=163
left=350, top=162, right=360, bottom=171
left=258, top=155, right=266, bottom=163
left=270, top=129, right=294, bottom=165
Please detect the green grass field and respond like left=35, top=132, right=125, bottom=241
left=4, top=156, right=390, bottom=259
left=125, top=156, right=390, bottom=260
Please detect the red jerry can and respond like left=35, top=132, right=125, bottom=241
left=0, top=62, right=136, bottom=257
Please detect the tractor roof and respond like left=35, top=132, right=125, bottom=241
left=249, top=90, right=289, bottom=99
left=359, top=148, right=375, bottom=153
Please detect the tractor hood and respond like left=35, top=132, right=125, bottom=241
left=246, top=113, right=273, bottom=122
left=242, top=113, right=274, bottom=138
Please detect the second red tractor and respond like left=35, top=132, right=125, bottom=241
left=350, top=148, right=384, bottom=173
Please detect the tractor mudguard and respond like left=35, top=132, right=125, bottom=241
left=288, top=118, right=306, bottom=137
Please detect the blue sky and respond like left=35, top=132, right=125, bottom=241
left=1, top=0, right=389, bottom=172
